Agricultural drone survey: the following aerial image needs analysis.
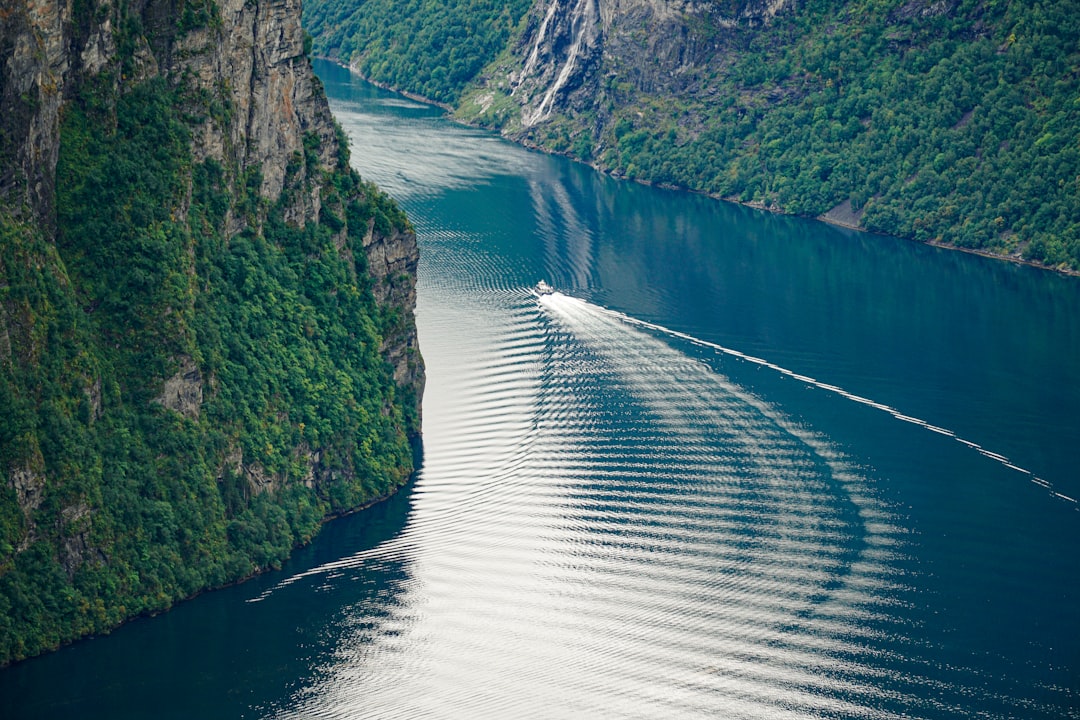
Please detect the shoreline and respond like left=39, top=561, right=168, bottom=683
left=0, top=475, right=415, bottom=669
left=323, top=58, right=1079, bottom=280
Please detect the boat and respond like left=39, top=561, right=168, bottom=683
left=534, top=280, right=554, bottom=296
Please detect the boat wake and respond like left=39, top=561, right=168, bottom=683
left=538, top=291, right=1075, bottom=507
left=257, top=284, right=1069, bottom=719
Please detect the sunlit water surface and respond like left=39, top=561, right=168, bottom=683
left=3, top=61, right=1079, bottom=719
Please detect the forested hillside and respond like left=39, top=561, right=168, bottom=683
left=305, top=0, right=1080, bottom=271
left=303, top=0, right=534, bottom=104
left=1, top=0, right=421, bottom=664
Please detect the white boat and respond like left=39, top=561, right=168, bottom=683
left=534, top=280, right=554, bottom=295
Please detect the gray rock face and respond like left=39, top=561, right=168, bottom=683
left=0, top=0, right=421, bottom=413
left=2, top=0, right=351, bottom=226
left=178, top=0, right=338, bottom=222
left=494, top=0, right=792, bottom=132
left=9, top=463, right=45, bottom=534
left=0, top=0, right=71, bottom=219
left=363, top=222, right=423, bottom=392
left=156, top=356, right=204, bottom=419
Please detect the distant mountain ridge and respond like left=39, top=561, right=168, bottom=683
left=305, top=0, right=1080, bottom=271
left=0, top=0, right=421, bottom=664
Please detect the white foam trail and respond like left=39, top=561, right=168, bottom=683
left=539, top=291, right=1072, bottom=507
left=537, top=290, right=905, bottom=615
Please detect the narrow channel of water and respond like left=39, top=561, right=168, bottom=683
left=3, top=60, right=1078, bottom=719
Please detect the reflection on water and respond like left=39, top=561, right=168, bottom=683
left=2, top=60, right=1078, bottom=719
left=312, top=59, right=1080, bottom=718
left=270, top=287, right=902, bottom=719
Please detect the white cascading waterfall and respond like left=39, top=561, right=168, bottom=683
left=515, top=0, right=603, bottom=127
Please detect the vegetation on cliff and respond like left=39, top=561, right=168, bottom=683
left=305, top=0, right=1080, bottom=271
left=0, top=0, right=419, bottom=665
left=303, top=0, right=534, bottom=104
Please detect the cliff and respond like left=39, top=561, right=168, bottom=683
left=493, top=0, right=790, bottom=129
left=461, top=0, right=1080, bottom=271
left=304, top=0, right=1080, bottom=271
left=0, top=0, right=422, bottom=664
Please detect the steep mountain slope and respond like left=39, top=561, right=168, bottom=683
left=306, top=0, right=1080, bottom=270
left=303, top=0, right=535, bottom=105
left=0, top=0, right=422, bottom=664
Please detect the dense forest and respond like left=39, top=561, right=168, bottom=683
left=305, top=0, right=1080, bottom=271
left=0, top=0, right=419, bottom=664
left=303, top=0, right=534, bottom=105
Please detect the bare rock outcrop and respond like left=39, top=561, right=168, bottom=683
left=479, top=0, right=793, bottom=135
left=156, top=356, right=204, bottom=419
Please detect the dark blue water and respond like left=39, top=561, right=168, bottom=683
left=3, top=60, right=1078, bottom=718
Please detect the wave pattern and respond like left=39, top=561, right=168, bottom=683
left=266, top=285, right=969, bottom=719
left=280, top=72, right=1080, bottom=718
left=593, top=303, right=1077, bottom=508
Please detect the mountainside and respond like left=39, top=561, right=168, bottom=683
left=305, top=0, right=1080, bottom=271
left=303, top=0, right=535, bottom=105
left=0, top=0, right=422, bottom=664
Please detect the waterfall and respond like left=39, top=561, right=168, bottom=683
left=516, top=0, right=603, bottom=127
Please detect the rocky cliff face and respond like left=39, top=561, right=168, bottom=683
left=479, top=0, right=791, bottom=132
left=2, top=0, right=417, bottom=272
left=1, top=0, right=303, bottom=210
left=0, top=0, right=422, bottom=664
left=363, top=223, right=423, bottom=391
left=0, top=0, right=70, bottom=220
left=3, top=0, right=423, bottom=439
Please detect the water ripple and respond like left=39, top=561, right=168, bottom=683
left=259, top=286, right=1000, bottom=719
left=580, top=295, right=1076, bottom=508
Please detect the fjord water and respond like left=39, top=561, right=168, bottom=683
left=5, top=61, right=1080, bottom=718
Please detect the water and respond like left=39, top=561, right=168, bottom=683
left=4, top=59, right=1079, bottom=718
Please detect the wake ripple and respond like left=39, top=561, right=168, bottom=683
left=570, top=296, right=1075, bottom=507
left=261, top=288, right=1065, bottom=719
